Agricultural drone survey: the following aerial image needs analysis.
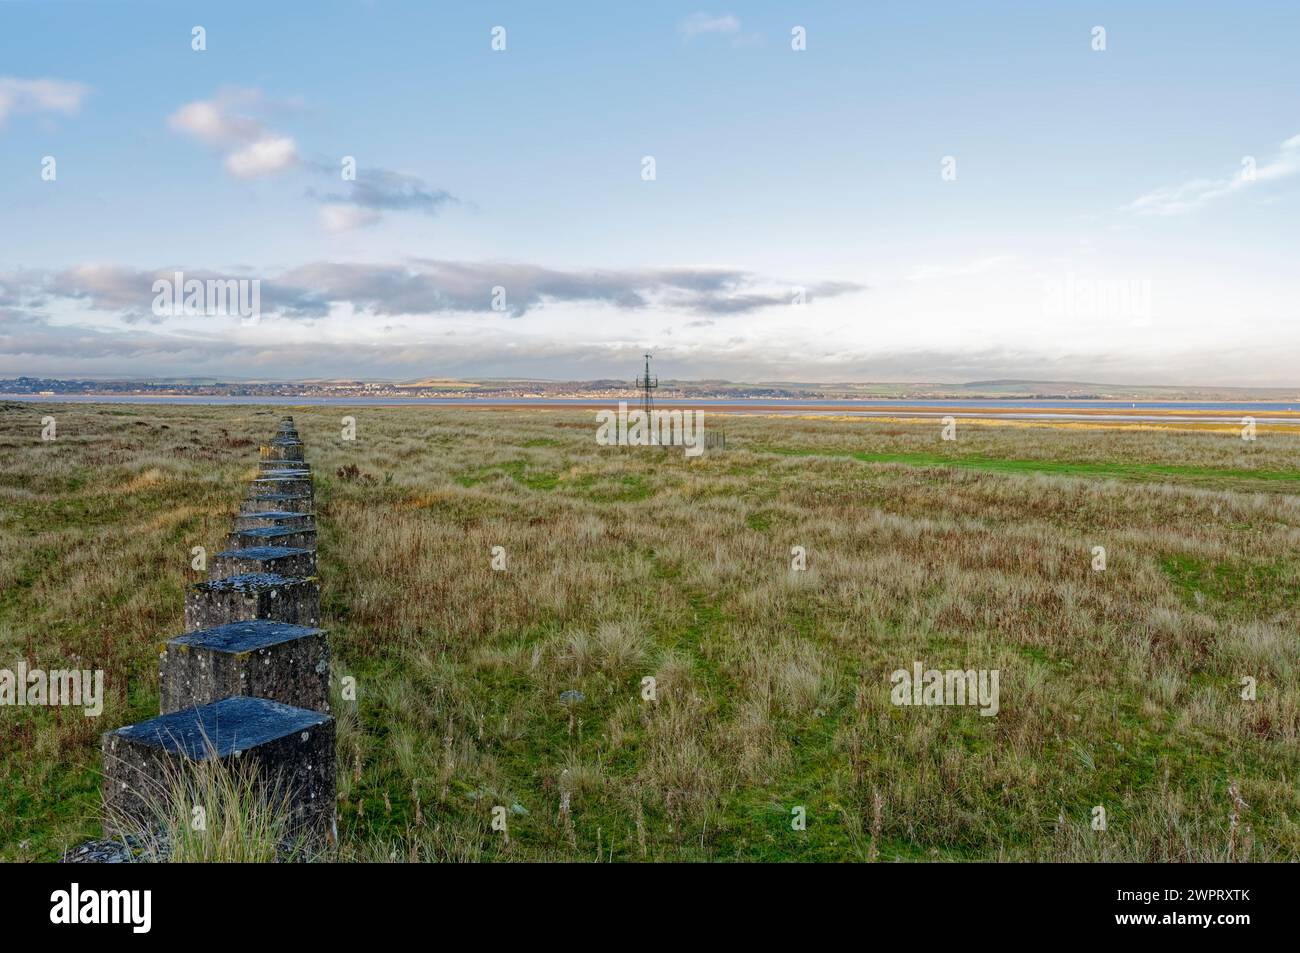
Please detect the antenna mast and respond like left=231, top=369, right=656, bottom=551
left=636, top=353, right=659, bottom=417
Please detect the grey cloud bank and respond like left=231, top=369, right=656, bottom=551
left=3, top=260, right=863, bottom=321
left=3, top=260, right=1294, bottom=387
left=2, top=307, right=1291, bottom=388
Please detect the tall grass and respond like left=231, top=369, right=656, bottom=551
left=104, top=746, right=326, bottom=864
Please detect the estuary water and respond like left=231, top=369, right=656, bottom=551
left=6, top=394, right=1300, bottom=424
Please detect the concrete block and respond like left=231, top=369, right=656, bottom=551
left=240, top=494, right=313, bottom=515
left=102, top=696, right=335, bottom=843
left=210, top=545, right=317, bottom=579
left=185, top=573, right=320, bottom=630
left=249, top=476, right=312, bottom=497
left=251, top=471, right=312, bottom=486
left=159, top=620, right=329, bottom=714
left=259, top=459, right=311, bottom=473
left=228, top=526, right=317, bottom=550
left=233, top=511, right=315, bottom=531
left=261, top=439, right=305, bottom=462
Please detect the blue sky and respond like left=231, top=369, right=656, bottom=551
left=1, top=1, right=1297, bottom=384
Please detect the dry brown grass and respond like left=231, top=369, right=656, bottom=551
left=1, top=401, right=1298, bottom=861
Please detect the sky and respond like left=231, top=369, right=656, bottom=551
left=1, top=0, right=1297, bottom=385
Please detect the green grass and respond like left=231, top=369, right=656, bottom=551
left=1160, top=553, right=1300, bottom=616
left=456, top=459, right=562, bottom=492
left=759, top=446, right=1300, bottom=489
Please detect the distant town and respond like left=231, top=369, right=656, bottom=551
left=2, top=376, right=1298, bottom=402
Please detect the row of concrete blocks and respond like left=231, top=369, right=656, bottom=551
left=102, top=417, right=338, bottom=848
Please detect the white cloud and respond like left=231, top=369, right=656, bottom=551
left=226, top=135, right=299, bottom=178
left=1123, top=132, right=1300, bottom=216
left=319, top=204, right=383, bottom=232
left=680, top=13, right=741, bottom=40
left=168, top=99, right=260, bottom=145
left=168, top=88, right=300, bottom=178
left=0, top=77, right=89, bottom=129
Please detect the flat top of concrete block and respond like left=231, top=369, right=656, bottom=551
left=170, top=619, right=324, bottom=653
left=236, top=527, right=313, bottom=541
left=111, top=695, right=329, bottom=759
left=192, top=572, right=305, bottom=593
left=254, top=473, right=311, bottom=480
left=216, top=545, right=314, bottom=560
left=246, top=491, right=311, bottom=501
left=239, top=510, right=309, bottom=520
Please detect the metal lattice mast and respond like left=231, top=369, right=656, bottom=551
left=637, top=353, right=658, bottom=417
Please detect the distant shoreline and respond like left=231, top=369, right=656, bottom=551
left=6, top=394, right=1300, bottom=426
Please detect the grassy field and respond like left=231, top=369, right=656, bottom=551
left=1, top=401, right=1298, bottom=862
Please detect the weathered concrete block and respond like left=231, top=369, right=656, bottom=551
left=252, top=470, right=312, bottom=486
left=229, top=526, right=317, bottom=550
left=185, top=573, right=320, bottom=630
left=210, top=545, right=317, bottom=579
left=249, top=476, right=312, bottom=497
left=259, top=459, right=311, bottom=473
left=240, top=494, right=313, bottom=515
left=102, top=696, right=335, bottom=843
left=260, top=439, right=304, bottom=462
left=245, top=493, right=313, bottom=512
left=158, top=620, right=329, bottom=714
left=233, top=510, right=315, bottom=531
